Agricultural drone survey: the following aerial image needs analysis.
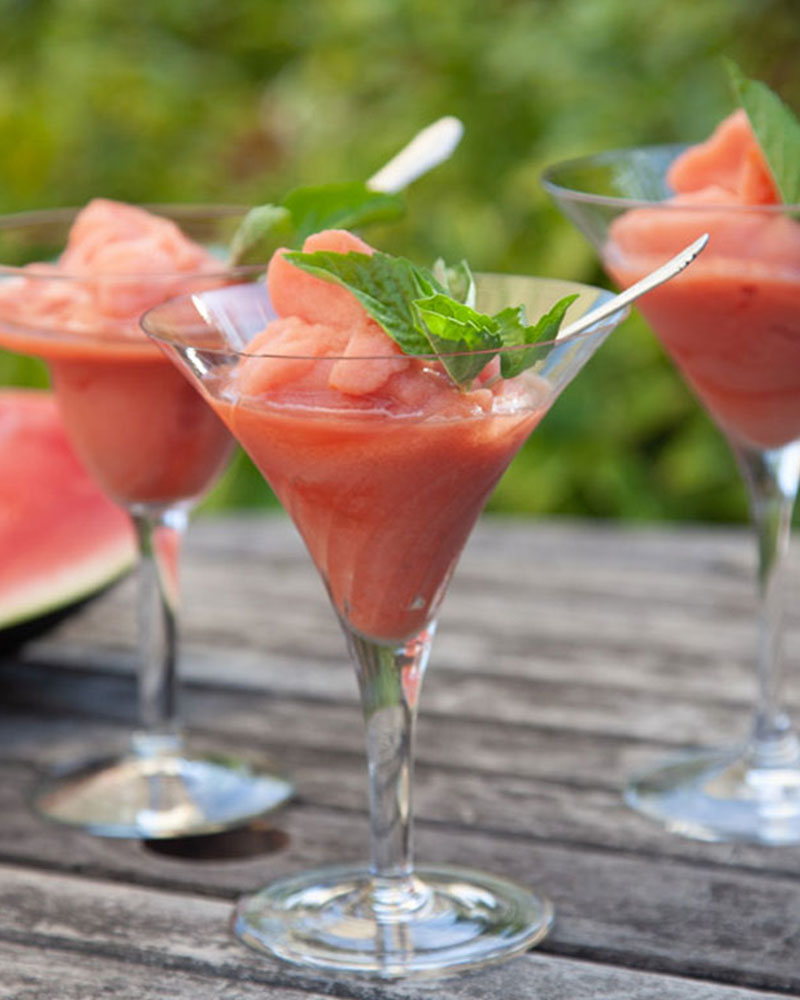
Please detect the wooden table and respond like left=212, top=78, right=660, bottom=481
left=2, top=514, right=800, bottom=999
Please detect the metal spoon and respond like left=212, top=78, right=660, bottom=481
left=558, top=233, right=709, bottom=340
left=367, top=117, right=464, bottom=194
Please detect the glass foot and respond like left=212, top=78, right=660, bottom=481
left=233, top=863, right=552, bottom=980
left=626, top=747, right=800, bottom=845
left=33, top=749, right=293, bottom=839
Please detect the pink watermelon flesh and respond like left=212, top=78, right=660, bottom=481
left=0, top=389, right=136, bottom=632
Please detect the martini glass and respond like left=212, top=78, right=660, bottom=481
left=0, top=206, right=293, bottom=838
left=544, top=147, right=800, bottom=844
left=143, top=272, right=627, bottom=979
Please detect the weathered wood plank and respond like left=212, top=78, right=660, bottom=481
left=5, top=632, right=765, bottom=752
left=0, top=737, right=786, bottom=888
left=17, top=515, right=800, bottom=716
left=0, top=666, right=795, bottom=881
left=0, top=678, right=679, bottom=792
left=0, top=940, right=317, bottom=1000
left=0, top=749, right=799, bottom=993
left=0, top=866, right=791, bottom=1000
left=0, top=711, right=797, bottom=887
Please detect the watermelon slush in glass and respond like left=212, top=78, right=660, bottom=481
left=226, top=385, right=544, bottom=643
left=543, top=110, right=800, bottom=844
left=605, top=110, right=800, bottom=451
left=0, top=201, right=234, bottom=505
left=0, top=201, right=293, bottom=838
left=143, top=228, right=628, bottom=979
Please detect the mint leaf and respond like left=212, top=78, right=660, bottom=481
left=229, top=183, right=406, bottom=267
left=414, top=293, right=499, bottom=343
left=283, top=182, right=406, bottom=241
left=286, top=248, right=579, bottom=389
left=426, top=334, right=497, bottom=387
left=285, top=250, right=439, bottom=355
left=726, top=59, right=800, bottom=204
left=432, top=258, right=476, bottom=306
left=229, top=205, right=293, bottom=266
left=414, top=293, right=502, bottom=386
left=498, top=295, right=577, bottom=379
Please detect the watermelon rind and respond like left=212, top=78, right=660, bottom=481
left=0, top=534, right=135, bottom=631
left=0, top=389, right=137, bottom=637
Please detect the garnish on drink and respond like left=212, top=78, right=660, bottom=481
left=723, top=58, right=800, bottom=205
left=281, top=241, right=577, bottom=388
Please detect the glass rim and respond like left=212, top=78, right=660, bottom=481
left=0, top=262, right=266, bottom=283
left=0, top=202, right=261, bottom=282
left=141, top=278, right=628, bottom=362
left=541, top=143, right=800, bottom=214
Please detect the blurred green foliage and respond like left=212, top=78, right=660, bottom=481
left=1, top=0, right=798, bottom=522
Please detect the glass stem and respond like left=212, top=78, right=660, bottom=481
left=345, top=622, right=436, bottom=911
left=736, top=443, right=800, bottom=768
left=130, top=505, right=188, bottom=758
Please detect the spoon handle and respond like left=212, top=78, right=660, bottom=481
left=559, top=233, right=709, bottom=339
left=367, top=117, right=464, bottom=194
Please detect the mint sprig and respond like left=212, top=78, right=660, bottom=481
left=726, top=59, right=800, bottom=205
left=285, top=249, right=576, bottom=388
left=229, top=182, right=405, bottom=267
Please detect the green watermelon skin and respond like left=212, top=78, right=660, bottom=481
left=0, top=389, right=136, bottom=632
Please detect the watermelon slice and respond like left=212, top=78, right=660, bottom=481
left=0, top=389, right=136, bottom=634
